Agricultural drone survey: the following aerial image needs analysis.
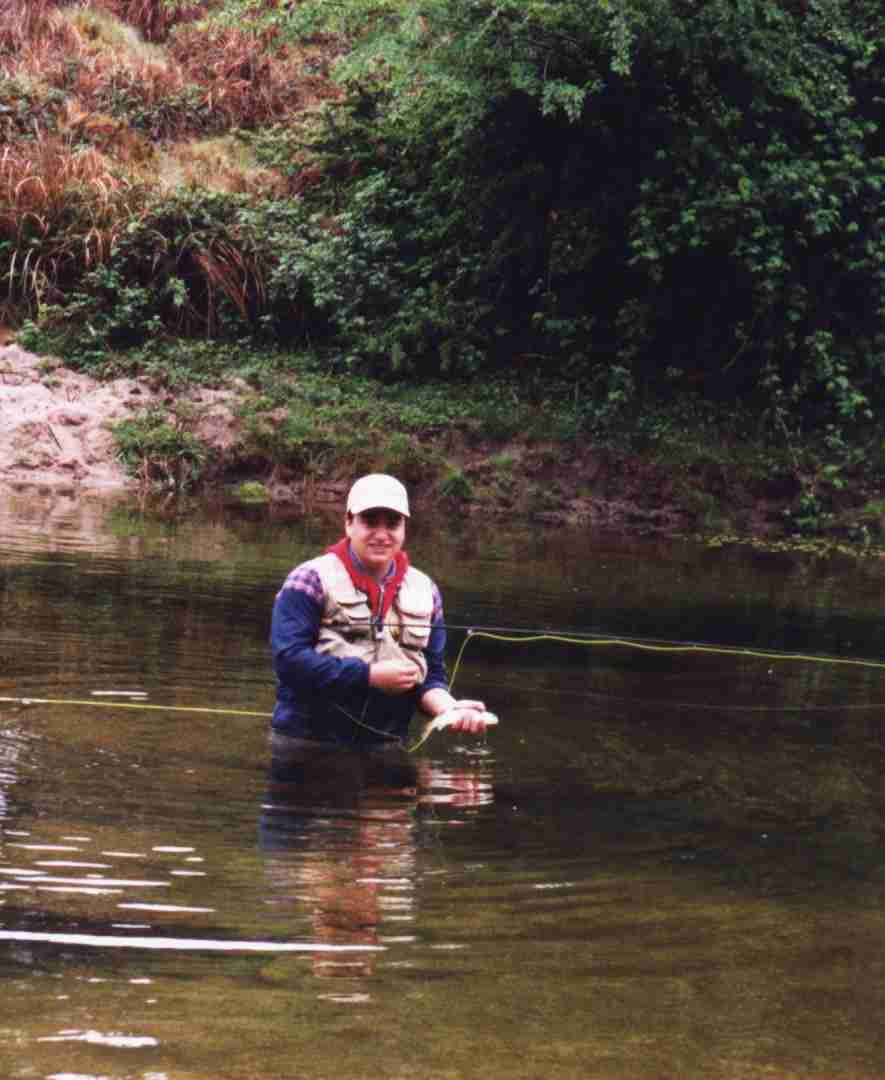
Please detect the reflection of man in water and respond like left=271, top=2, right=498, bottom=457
left=270, top=473, right=490, bottom=750
left=258, top=748, right=493, bottom=982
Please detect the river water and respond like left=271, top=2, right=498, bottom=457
left=1, top=488, right=885, bottom=1079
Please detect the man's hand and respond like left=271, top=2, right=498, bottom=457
left=439, top=699, right=489, bottom=734
left=369, top=659, right=423, bottom=694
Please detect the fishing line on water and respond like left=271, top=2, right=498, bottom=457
left=1, top=624, right=883, bottom=723
left=445, top=628, right=885, bottom=690
left=442, top=628, right=885, bottom=716
left=0, top=696, right=271, bottom=718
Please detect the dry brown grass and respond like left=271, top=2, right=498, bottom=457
left=10, top=7, right=196, bottom=143
left=0, top=135, right=136, bottom=315
left=4, top=2, right=335, bottom=144
left=60, top=100, right=158, bottom=165
left=5, top=4, right=165, bottom=99
left=5, top=1, right=343, bottom=141
left=158, top=136, right=288, bottom=197
left=191, top=239, right=263, bottom=335
left=96, top=0, right=172, bottom=43
left=0, top=0, right=346, bottom=330
left=98, top=0, right=209, bottom=42
left=169, top=24, right=309, bottom=129
left=0, top=0, right=54, bottom=51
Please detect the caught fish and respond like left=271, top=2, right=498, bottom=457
left=427, top=710, right=498, bottom=733
left=409, top=710, right=498, bottom=752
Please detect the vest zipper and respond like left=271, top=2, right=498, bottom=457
left=372, top=583, right=385, bottom=642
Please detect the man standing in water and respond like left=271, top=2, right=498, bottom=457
left=270, top=473, right=489, bottom=751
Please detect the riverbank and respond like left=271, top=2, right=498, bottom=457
left=1, top=341, right=883, bottom=545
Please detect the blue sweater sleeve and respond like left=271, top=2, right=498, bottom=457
left=271, top=573, right=370, bottom=698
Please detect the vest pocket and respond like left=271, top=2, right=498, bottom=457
left=396, top=603, right=432, bottom=649
left=324, top=597, right=373, bottom=638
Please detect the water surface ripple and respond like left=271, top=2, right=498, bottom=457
left=2, top=494, right=885, bottom=1078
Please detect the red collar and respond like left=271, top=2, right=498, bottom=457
left=327, top=538, right=410, bottom=620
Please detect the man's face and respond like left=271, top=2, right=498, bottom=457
left=345, top=508, right=406, bottom=577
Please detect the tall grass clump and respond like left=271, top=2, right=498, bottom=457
left=14, top=189, right=332, bottom=367
left=0, top=135, right=144, bottom=323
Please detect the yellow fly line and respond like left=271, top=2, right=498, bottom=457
left=2, top=629, right=884, bottom=731
left=0, top=696, right=271, bottom=719
left=447, top=630, right=885, bottom=691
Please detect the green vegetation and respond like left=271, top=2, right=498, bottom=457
left=2, top=0, right=885, bottom=535
left=231, top=480, right=271, bottom=504
left=112, top=404, right=209, bottom=490
left=439, top=465, right=473, bottom=503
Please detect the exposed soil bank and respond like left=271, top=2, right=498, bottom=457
left=0, top=342, right=881, bottom=542
left=0, top=342, right=239, bottom=495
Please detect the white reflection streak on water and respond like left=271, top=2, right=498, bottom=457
left=8, top=844, right=82, bottom=852
left=0, top=930, right=384, bottom=952
left=48, top=1073, right=169, bottom=1080
left=30, top=877, right=170, bottom=888
left=37, top=887, right=123, bottom=896
left=116, top=903, right=214, bottom=913
left=33, top=862, right=113, bottom=869
left=39, top=1030, right=159, bottom=1047
left=356, top=877, right=413, bottom=888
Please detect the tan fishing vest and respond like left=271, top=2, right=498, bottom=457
left=309, top=553, right=434, bottom=681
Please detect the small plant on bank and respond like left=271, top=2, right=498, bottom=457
left=489, top=451, right=515, bottom=473
left=859, top=499, right=885, bottom=521
left=439, top=466, right=473, bottom=502
left=111, top=404, right=209, bottom=491
left=375, top=432, right=444, bottom=487
left=232, top=480, right=271, bottom=504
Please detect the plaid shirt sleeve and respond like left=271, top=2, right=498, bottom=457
left=276, top=565, right=324, bottom=604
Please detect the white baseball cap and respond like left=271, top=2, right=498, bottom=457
left=346, top=474, right=410, bottom=517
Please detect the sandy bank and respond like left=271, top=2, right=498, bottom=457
left=0, top=344, right=239, bottom=497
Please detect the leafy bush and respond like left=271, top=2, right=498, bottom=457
left=112, top=405, right=209, bottom=490
left=271, top=0, right=885, bottom=428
